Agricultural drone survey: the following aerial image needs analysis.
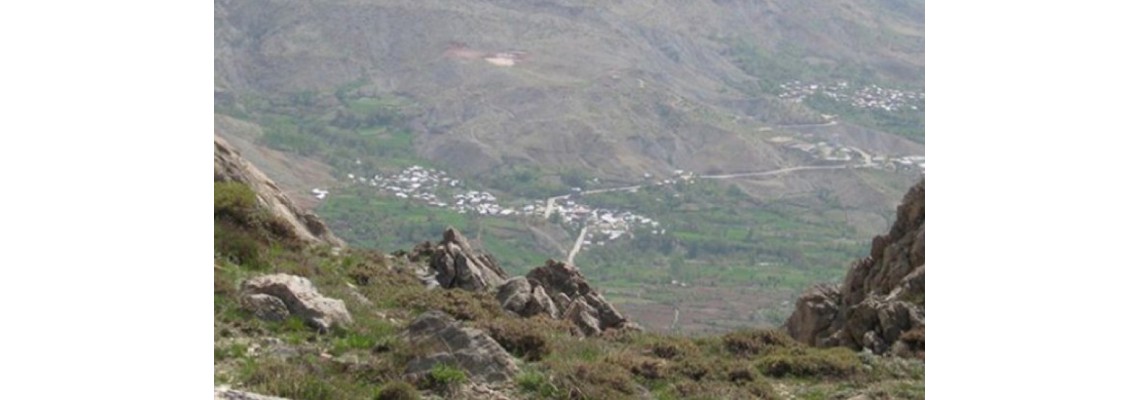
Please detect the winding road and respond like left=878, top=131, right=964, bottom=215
left=701, top=164, right=860, bottom=180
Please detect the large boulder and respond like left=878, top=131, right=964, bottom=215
left=241, top=274, right=352, bottom=332
left=496, top=277, right=558, bottom=319
left=239, top=293, right=290, bottom=322
left=783, top=284, right=842, bottom=347
left=214, top=135, right=344, bottom=247
left=410, top=228, right=509, bottom=291
left=785, top=179, right=925, bottom=356
left=525, top=260, right=641, bottom=336
left=404, top=311, right=519, bottom=384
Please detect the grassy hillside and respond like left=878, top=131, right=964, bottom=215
left=214, top=181, right=924, bottom=399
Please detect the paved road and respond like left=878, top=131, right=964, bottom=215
left=542, top=195, right=568, bottom=219
left=566, top=225, right=590, bottom=265
left=543, top=164, right=861, bottom=218
left=701, top=164, right=857, bottom=180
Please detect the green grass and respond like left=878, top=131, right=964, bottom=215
left=426, top=364, right=467, bottom=390
left=575, top=180, right=867, bottom=293
left=318, top=187, right=553, bottom=276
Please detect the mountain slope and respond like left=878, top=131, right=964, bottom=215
left=215, top=0, right=923, bottom=180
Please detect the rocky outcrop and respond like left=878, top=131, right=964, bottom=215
left=410, top=228, right=509, bottom=291
left=402, top=228, right=638, bottom=336
left=496, top=276, right=559, bottom=319
left=404, top=311, right=519, bottom=384
left=525, top=260, right=641, bottom=336
left=214, top=134, right=344, bottom=247
left=241, top=274, right=353, bottom=332
left=785, top=179, right=925, bottom=357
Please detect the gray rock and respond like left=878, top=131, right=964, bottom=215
left=563, top=298, right=602, bottom=336
left=783, top=284, right=842, bottom=347
left=412, top=228, right=509, bottom=292
left=240, top=293, right=290, bottom=322
left=214, top=387, right=291, bottom=400
left=404, top=311, right=519, bottom=384
left=241, top=274, right=352, bottom=332
left=496, top=277, right=558, bottom=319
left=525, top=260, right=640, bottom=336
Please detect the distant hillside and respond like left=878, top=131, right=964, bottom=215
left=215, top=0, right=923, bottom=181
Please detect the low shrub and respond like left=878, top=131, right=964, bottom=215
left=757, top=347, right=861, bottom=378
left=476, top=317, right=555, bottom=361
left=397, top=289, right=505, bottom=322
left=545, top=361, right=637, bottom=400
left=215, top=223, right=267, bottom=269
left=425, top=364, right=467, bottom=391
left=604, top=350, right=667, bottom=380
left=647, top=337, right=699, bottom=360
left=898, top=326, right=925, bottom=359
left=375, top=380, right=419, bottom=400
left=517, top=369, right=561, bottom=397
left=722, top=329, right=797, bottom=357
left=215, top=181, right=259, bottom=224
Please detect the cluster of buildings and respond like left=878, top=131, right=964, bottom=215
left=323, top=165, right=665, bottom=247
left=546, top=199, right=664, bottom=249
left=351, top=165, right=528, bottom=216
left=778, top=81, right=923, bottom=112
left=342, top=165, right=460, bottom=208
left=453, top=190, right=518, bottom=216
left=769, top=136, right=925, bottom=173
left=650, top=169, right=698, bottom=186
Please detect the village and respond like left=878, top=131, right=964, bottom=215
left=313, top=165, right=665, bottom=250
left=311, top=150, right=924, bottom=256
left=767, top=135, right=925, bottom=173
left=540, top=197, right=664, bottom=249
left=778, top=80, right=923, bottom=112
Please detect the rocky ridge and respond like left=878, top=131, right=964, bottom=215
left=214, top=134, right=344, bottom=247
left=408, top=228, right=509, bottom=291
left=405, top=228, right=640, bottom=337
left=784, top=179, right=925, bottom=357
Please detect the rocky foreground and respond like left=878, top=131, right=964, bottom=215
left=785, top=179, right=925, bottom=358
left=214, top=138, right=924, bottom=399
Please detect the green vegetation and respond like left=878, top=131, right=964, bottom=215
left=576, top=180, right=867, bottom=293
left=214, top=181, right=298, bottom=270
left=214, top=181, right=923, bottom=399
left=217, top=88, right=424, bottom=174
left=375, top=381, right=420, bottom=400
left=805, top=94, right=925, bottom=142
left=484, top=163, right=572, bottom=200
left=317, top=186, right=553, bottom=276
left=425, top=364, right=468, bottom=390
